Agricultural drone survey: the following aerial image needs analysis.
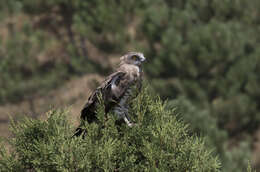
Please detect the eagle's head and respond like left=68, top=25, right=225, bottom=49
left=120, top=52, right=146, bottom=66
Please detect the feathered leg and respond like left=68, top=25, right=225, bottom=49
left=114, top=106, right=135, bottom=127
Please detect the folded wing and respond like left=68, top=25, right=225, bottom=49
left=80, top=71, right=131, bottom=123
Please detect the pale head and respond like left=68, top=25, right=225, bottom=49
left=120, top=52, right=146, bottom=66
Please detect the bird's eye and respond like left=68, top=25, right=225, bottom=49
left=132, top=55, right=139, bottom=61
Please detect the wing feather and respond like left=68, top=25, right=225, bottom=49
left=80, top=71, right=130, bottom=122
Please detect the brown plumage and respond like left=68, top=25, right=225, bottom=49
left=73, top=52, right=145, bottom=137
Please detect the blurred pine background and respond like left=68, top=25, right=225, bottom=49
left=0, top=0, right=260, bottom=171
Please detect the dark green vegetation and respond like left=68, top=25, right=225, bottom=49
left=0, top=0, right=259, bottom=171
left=0, top=0, right=108, bottom=104
left=0, top=89, right=221, bottom=171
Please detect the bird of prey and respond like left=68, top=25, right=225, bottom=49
left=73, top=52, right=146, bottom=137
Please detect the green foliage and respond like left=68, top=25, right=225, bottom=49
left=19, top=0, right=140, bottom=53
left=0, top=22, right=68, bottom=104
left=0, top=0, right=113, bottom=104
left=138, top=0, right=260, bottom=171
left=168, top=98, right=251, bottom=172
left=0, top=90, right=220, bottom=171
left=141, top=0, right=260, bottom=133
left=0, top=0, right=259, bottom=171
left=247, top=161, right=256, bottom=172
